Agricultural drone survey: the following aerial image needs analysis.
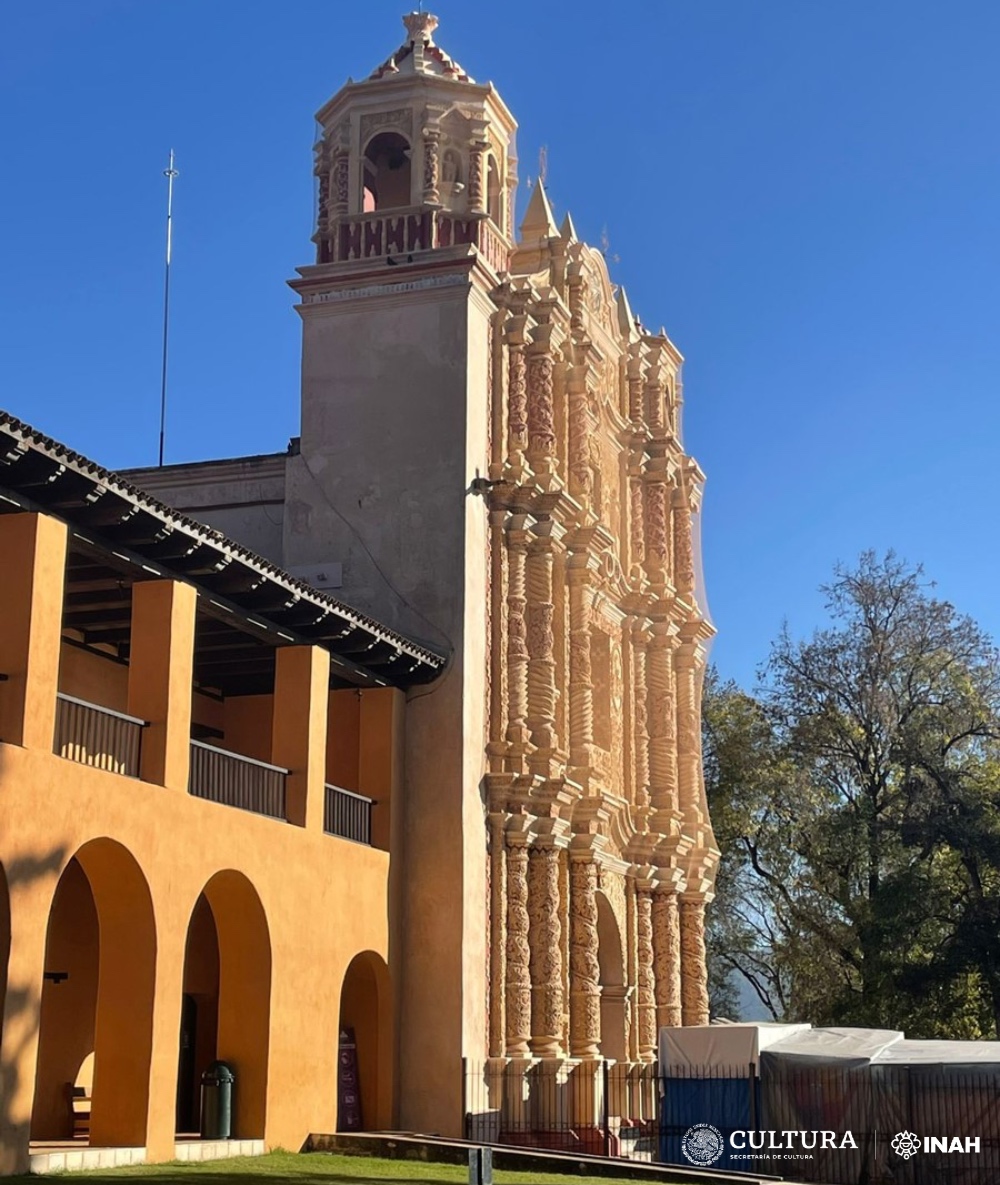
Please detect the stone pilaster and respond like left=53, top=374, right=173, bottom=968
left=629, top=477, right=645, bottom=577
left=504, top=836, right=532, bottom=1057
left=680, top=895, right=710, bottom=1026
left=645, top=352, right=665, bottom=437
left=652, top=888, right=682, bottom=1029
left=635, top=883, right=657, bottom=1060
left=489, top=813, right=508, bottom=1057
left=568, top=855, right=601, bottom=1058
left=528, top=843, right=565, bottom=1057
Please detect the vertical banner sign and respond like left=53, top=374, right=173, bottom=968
left=338, top=1026, right=362, bottom=1131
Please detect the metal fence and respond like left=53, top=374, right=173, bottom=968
left=54, top=692, right=145, bottom=777
left=463, top=1059, right=661, bottom=1161
left=324, top=784, right=374, bottom=844
left=464, top=1058, right=1000, bottom=1185
left=188, top=739, right=287, bottom=819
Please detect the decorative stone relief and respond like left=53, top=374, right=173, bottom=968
left=569, top=858, right=601, bottom=1057
left=526, top=347, right=556, bottom=460
left=673, top=492, right=695, bottom=595
left=528, top=845, right=565, bottom=1056
left=505, top=841, right=532, bottom=1055
left=636, top=889, right=657, bottom=1060
left=680, top=896, right=710, bottom=1026
left=360, top=108, right=414, bottom=142
left=652, top=889, right=682, bottom=1029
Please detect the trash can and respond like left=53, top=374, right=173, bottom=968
left=200, top=1060, right=235, bottom=1139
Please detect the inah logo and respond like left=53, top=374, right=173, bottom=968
left=681, top=1123, right=725, bottom=1166
left=892, top=1132, right=921, bottom=1160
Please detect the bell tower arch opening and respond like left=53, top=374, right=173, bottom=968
left=362, top=132, right=413, bottom=212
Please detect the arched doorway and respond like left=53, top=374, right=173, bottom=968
left=362, top=132, right=412, bottom=211
left=31, top=840, right=156, bottom=1147
left=177, top=872, right=270, bottom=1139
left=596, top=892, right=627, bottom=1060
left=338, top=951, right=392, bottom=1132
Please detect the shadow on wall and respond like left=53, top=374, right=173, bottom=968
left=0, top=833, right=69, bottom=1171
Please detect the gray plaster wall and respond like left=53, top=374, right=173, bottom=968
left=125, top=454, right=287, bottom=564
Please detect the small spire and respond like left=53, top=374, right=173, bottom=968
left=519, top=179, right=559, bottom=241
left=559, top=211, right=578, bottom=242
left=616, top=286, right=636, bottom=335
left=402, top=10, right=439, bottom=44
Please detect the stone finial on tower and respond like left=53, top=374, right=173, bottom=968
left=520, top=180, right=559, bottom=242
left=402, top=10, right=439, bottom=44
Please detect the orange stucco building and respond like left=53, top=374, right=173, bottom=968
left=0, top=414, right=444, bottom=1174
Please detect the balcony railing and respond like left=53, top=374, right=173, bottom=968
left=324, top=784, right=374, bottom=845
left=54, top=693, right=145, bottom=778
left=323, top=207, right=510, bottom=272
left=189, top=740, right=287, bottom=820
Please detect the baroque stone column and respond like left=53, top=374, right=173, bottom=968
left=568, top=855, right=601, bottom=1058
left=652, top=888, right=682, bottom=1029
left=567, top=562, right=594, bottom=778
left=647, top=623, right=678, bottom=826
left=526, top=327, right=557, bottom=472
left=675, top=644, right=703, bottom=833
left=489, top=813, right=508, bottom=1057
left=505, top=316, right=529, bottom=471
left=422, top=126, right=441, bottom=206
left=525, top=525, right=557, bottom=763
left=631, top=625, right=651, bottom=810
left=528, top=843, right=565, bottom=1057
left=635, top=883, right=657, bottom=1061
left=680, top=895, right=710, bottom=1026
left=504, top=517, right=530, bottom=773
left=672, top=487, right=695, bottom=600
left=504, top=836, right=532, bottom=1056
left=468, top=137, right=488, bottom=213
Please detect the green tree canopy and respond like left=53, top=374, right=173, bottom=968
left=705, top=551, right=1000, bottom=1037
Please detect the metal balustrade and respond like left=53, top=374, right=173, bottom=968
left=189, top=739, right=287, bottom=820
left=324, top=783, right=374, bottom=845
left=54, top=693, right=145, bottom=778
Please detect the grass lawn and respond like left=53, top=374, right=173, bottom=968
left=13, top=1149, right=703, bottom=1185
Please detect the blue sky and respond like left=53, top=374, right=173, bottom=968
left=3, top=1, right=999, bottom=688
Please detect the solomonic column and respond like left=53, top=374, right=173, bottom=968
left=652, top=887, right=682, bottom=1029
left=525, top=321, right=557, bottom=480
left=528, top=842, right=565, bottom=1057
left=504, top=836, right=532, bottom=1057
left=504, top=315, right=529, bottom=475
left=568, top=854, right=601, bottom=1059
left=679, top=894, right=710, bottom=1026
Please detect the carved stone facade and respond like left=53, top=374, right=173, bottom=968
left=484, top=153, right=720, bottom=1068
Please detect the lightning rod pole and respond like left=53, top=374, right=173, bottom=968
left=158, top=149, right=179, bottom=467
